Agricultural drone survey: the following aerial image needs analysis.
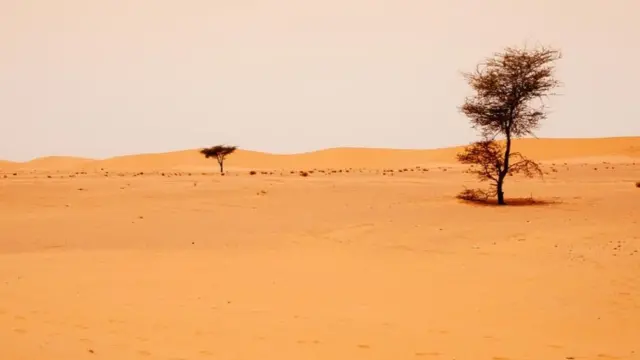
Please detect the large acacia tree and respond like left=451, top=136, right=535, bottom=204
left=200, top=145, right=237, bottom=174
left=458, top=46, right=561, bottom=205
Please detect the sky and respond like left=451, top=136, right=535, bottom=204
left=1, top=0, right=639, bottom=161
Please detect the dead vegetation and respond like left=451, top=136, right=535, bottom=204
left=456, top=188, right=557, bottom=207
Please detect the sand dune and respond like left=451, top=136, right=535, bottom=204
left=0, top=160, right=16, bottom=170
left=3, top=156, right=94, bottom=172
left=3, top=137, right=639, bottom=173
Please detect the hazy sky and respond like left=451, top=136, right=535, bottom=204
left=1, top=0, right=639, bottom=161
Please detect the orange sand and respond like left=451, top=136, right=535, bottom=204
left=1, top=137, right=639, bottom=360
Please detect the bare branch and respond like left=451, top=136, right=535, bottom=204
left=508, top=152, right=543, bottom=178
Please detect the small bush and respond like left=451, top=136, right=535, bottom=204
left=249, top=170, right=257, bottom=175
left=635, top=181, right=640, bottom=188
left=299, top=171, right=309, bottom=177
left=456, top=188, right=490, bottom=202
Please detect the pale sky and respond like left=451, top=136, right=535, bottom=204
left=1, top=0, right=639, bottom=161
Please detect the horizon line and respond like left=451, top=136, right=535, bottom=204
left=2, top=135, right=639, bottom=164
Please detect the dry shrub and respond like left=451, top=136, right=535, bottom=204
left=249, top=170, right=257, bottom=175
left=635, top=181, right=640, bottom=188
left=456, top=188, right=491, bottom=202
left=457, top=188, right=556, bottom=206
left=299, top=171, right=309, bottom=177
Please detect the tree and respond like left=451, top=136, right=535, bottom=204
left=200, top=145, right=237, bottom=174
left=458, top=46, right=561, bottom=205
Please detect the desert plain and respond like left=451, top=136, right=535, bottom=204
left=1, top=137, right=639, bottom=360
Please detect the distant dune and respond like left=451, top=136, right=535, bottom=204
left=0, top=160, right=16, bottom=171
left=2, top=137, right=639, bottom=172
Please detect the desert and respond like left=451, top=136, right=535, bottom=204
left=1, top=137, right=639, bottom=360
left=3, top=1, right=640, bottom=358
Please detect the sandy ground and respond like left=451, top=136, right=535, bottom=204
left=1, top=139, right=640, bottom=360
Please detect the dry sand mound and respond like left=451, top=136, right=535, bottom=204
left=0, top=160, right=16, bottom=171
left=8, top=156, right=94, bottom=172
left=2, top=137, right=639, bottom=173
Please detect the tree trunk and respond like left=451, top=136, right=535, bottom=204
left=496, top=177, right=505, bottom=205
left=498, top=131, right=512, bottom=206
left=218, top=161, right=224, bottom=174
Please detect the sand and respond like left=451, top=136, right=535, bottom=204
left=1, top=137, right=639, bottom=360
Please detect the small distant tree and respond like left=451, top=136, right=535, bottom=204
left=200, top=145, right=237, bottom=174
left=458, top=46, right=561, bottom=205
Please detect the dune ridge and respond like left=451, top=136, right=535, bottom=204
left=2, top=137, right=639, bottom=172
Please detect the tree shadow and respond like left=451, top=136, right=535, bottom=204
left=457, top=196, right=560, bottom=207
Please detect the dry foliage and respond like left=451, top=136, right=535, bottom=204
left=458, top=140, right=543, bottom=195
left=456, top=188, right=491, bottom=202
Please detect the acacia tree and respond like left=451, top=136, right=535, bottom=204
left=200, top=145, right=237, bottom=174
left=458, top=46, right=561, bottom=205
